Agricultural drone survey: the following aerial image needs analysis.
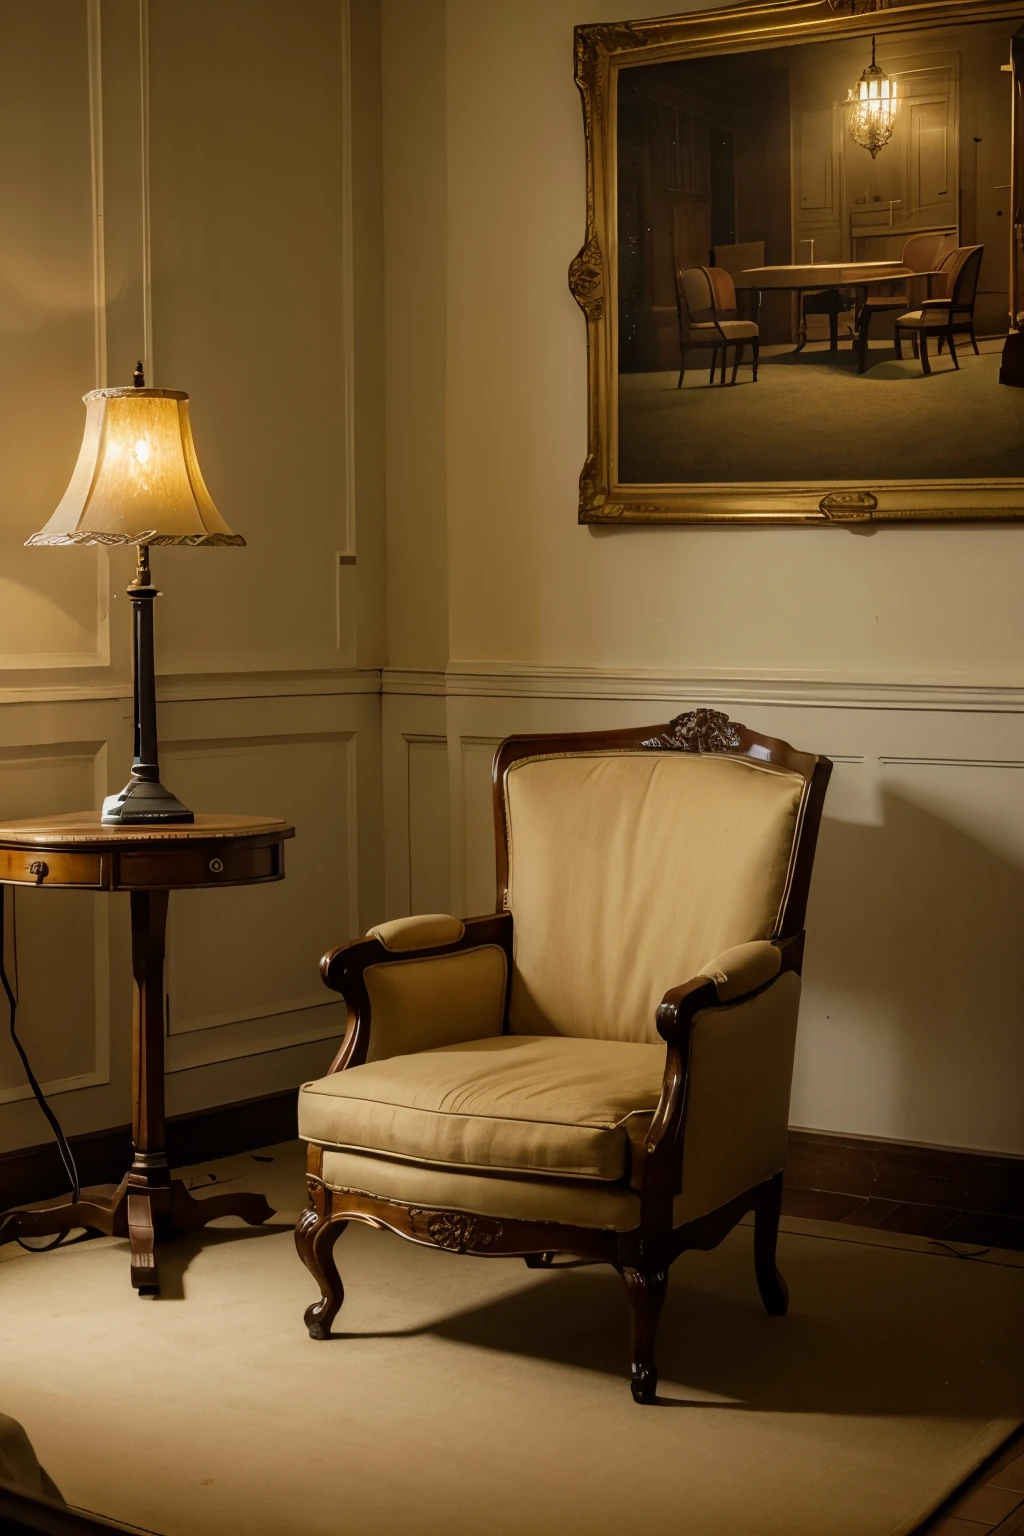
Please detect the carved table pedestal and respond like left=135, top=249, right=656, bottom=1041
left=0, top=812, right=294, bottom=1294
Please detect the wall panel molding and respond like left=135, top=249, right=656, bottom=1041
left=161, top=725, right=358, bottom=1074
left=433, top=664, right=1024, bottom=713
left=385, top=679, right=1024, bottom=1158
left=0, top=667, right=382, bottom=710
left=338, top=0, right=357, bottom=557
left=0, top=742, right=112, bottom=1108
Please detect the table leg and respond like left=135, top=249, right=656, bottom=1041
left=0, top=888, right=274, bottom=1290
left=126, top=890, right=170, bottom=1290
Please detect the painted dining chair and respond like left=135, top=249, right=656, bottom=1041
left=895, top=245, right=985, bottom=375
left=676, top=266, right=760, bottom=386
left=294, top=711, right=831, bottom=1404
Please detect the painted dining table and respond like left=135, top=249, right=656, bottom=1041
left=734, top=261, right=920, bottom=351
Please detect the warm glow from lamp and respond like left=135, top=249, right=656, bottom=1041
left=26, top=383, right=243, bottom=548
left=846, top=36, right=900, bottom=160
left=25, top=366, right=244, bottom=824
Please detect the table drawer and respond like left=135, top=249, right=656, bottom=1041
left=114, top=843, right=281, bottom=889
left=0, top=847, right=104, bottom=888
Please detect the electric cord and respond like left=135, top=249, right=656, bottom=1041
left=0, top=883, right=82, bottom=1251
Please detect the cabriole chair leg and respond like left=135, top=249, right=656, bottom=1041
left=753, top=1175, right=789, bottom=1316
left=295, top=1206, right=348, bottom=1340
left=620, top=1264, right=669, bottom=1404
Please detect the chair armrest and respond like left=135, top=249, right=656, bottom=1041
left=632, top=935, right=804, bottom=1200
left=320, top=911, right=513, bottom=1071
left=656, top=937, right=795, bottom=1041
left=365, top=913, right=466, bottom=952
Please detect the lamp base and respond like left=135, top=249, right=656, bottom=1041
left=101, top=778, right=195, bottom=826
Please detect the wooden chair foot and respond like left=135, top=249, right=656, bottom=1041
left=295, top=1205, right=348, bottom=1339
left=620, top=1264, right=669, bottom=1404
left=754, top=1174, right=789, bottom=1316
left=524, top=1252, right=556, bottom=1268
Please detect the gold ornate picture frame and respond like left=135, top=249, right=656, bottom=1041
left=571, top=0, right=1024, bottom=524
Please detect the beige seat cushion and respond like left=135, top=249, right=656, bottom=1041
left=897, top=308, right=951, bottom=328
left=689, top=319, right=758, bottom=339
left=320, top=1148, right=642, bottom=1231
left=300, top=1035, right=666, bottom=1181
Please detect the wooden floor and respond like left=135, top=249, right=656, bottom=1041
left=782, top=1186, right=1024, bottom=1252
left=784, top=1184, right=1024, bottom=1534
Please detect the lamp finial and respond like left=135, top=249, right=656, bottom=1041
left=133, top=361, right=146, bottom=388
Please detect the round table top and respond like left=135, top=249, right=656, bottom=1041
left=0, top=812, right=294, bottom=851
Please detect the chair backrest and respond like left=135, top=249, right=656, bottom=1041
left=492, top=712, right=831, bottom=1044
left=946, top=244, right=984, bottom=307
left=901, top=230, right=955, bottom=273
left=705, top=265, right=738, bottom=313
left=680, top=265, right=714, bottom=320
left=712, top=241, right=765, bottom=277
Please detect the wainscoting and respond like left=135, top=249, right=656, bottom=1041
left=0, top=673, right=382, bottom=1157
left=383, top=665, right=1024, bottom=1162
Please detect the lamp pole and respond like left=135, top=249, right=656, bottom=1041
left=101, top=542, right=194, bottom=826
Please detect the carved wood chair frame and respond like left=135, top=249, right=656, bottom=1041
left=295, top=709, right=832, bottom=1403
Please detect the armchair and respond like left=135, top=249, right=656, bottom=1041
left=295, top=710, right=831, bottom=1403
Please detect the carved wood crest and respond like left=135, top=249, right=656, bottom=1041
left=641, top=709, right=742, bottom=754
left=409, top=1208, right=504, bottom=1253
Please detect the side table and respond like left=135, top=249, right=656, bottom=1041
left=0, top=811, right=295, bottom=1294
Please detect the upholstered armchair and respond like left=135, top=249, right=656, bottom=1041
left=295, top=711, right=831, bottom=1403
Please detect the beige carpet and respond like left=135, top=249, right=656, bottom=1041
left=1, top=1142, right=1022, bottom=1536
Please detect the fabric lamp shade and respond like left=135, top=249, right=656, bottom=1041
left=26, top=386, right=244, bottom=547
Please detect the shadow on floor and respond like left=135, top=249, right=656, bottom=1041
left=304, top=1225, right=1024, bottom=1417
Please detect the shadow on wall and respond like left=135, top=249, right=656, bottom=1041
left=800, top=788, right=1024, bottom=1151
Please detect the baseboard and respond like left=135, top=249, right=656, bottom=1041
left=2, top=1105, right=1019, bottom=1222
left=785, top=1128, right=1024, bottom=1219
left=0, top=1089, right=298, bottom=1211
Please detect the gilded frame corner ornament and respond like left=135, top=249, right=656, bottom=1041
left=571, top=0, right=1024, bottom=526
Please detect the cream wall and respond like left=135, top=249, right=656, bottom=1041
left=0, top=0, right=385, bottom=1156
left=381, top=0, right=1024, bottom=1157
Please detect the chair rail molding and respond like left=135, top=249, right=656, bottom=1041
left=434, top=663, right=1024, bottom=713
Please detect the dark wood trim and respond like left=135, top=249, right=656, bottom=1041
left=0, top=1088, right=298, bottom=1213
left=785, top=1128, right=1024, bottom=1221
left=490, top=712, right=831, bottom=936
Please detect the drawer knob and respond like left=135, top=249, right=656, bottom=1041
left=208, top=857, right=225, bottom=874
left=29, top=861, right=49, bottom=884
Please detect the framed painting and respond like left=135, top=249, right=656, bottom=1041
left=570, top=0, right=1024, bottom=523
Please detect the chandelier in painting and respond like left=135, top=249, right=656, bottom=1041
left=847, top=35, right=900, bottom=158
